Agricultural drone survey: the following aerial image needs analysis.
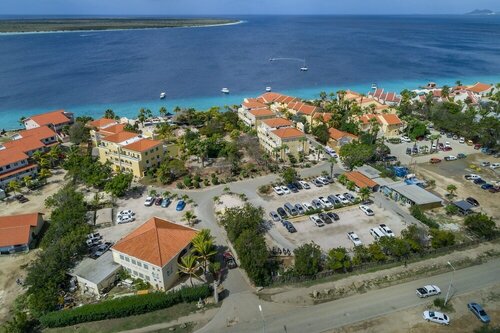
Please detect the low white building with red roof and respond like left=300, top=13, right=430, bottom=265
left=466, top=82, right=494, bottom=96
left=369, top=88, right=401, bottom=106
left=0, top=149, right=38, bottom=189
left=0, top=213, right=44, bottom=253
left=23, top=110, right=74, bottom=133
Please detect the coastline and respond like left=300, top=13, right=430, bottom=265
left=0, top=20, right=244, bottom=36
left=1, top=74, right=498, bottom=131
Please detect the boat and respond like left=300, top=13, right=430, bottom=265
left=300, top=66, right=308, bottom=71
left=266, top=86, right=272, bottom=92
left=371, top=83, right=378, bottom=90
left=160, top=92, right=166, bottom=99
left=221, top=88, right=230, bottom=94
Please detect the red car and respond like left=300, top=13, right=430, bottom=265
left=154, top=197, right=163, bottom=205
left=430, top=158, right=442, bottom=164
left=223, top=251, right=237, bottom=269
left=443, top=147, right=453, bottom=151
left=474, top=144, right=482, bottom=150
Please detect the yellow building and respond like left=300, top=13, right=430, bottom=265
left=257, top=118, right=309, bottom=161
left=358, top=113, right=404, bottom=137
left=237, top=98, right=276, bottom=128
left=87, top=118, right=126, bottom=146
left=98, top=131, right=165, bottom=178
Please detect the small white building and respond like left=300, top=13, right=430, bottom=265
left=71, top=251, right=121, bottom=295
left=23, top=109, right=74, bottom=132
left=111, top=217, right=198, bottom=291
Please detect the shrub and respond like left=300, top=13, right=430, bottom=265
left=258, top=184, right=271, bottom=195
left=410, top=205, right=439, bottom=229
left=464, top=213, right=497, bottom=239
left=39, top=285, right=210, bottom=328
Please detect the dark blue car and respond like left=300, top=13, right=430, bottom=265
left=467, top=302, right=490, bottom=323
left=481, top=183, right=493, bottom=190
left=473, top=178, right=486, bottom=185
left=176, top=200, right=186, bottom=211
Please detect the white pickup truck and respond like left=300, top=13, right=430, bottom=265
left=416, top=285, right=441, bottom=298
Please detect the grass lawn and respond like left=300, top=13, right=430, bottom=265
left=44, top=302, right=200, bottom=333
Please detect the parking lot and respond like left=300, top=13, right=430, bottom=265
left=256, top=180, right=407, bottom=252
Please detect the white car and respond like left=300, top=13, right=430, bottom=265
left=359, top=205, right=374, bottom=216
left=464, top=174, right=481, bottom=180
left=444, top=155, right=457, bottom=161
left=309, top=215, right=325, bottom=227
left=299, top=180, right=311, bottom=189
left=416, top=285, right=441, bottom=298
left=273, top=186, right=285, bottom=195
left=318, top=196, right=333, bottom=208
left=144, top=196, right=155, bottom=206
left=280, top=186, right=291, bottom=194
left=444, top=141, right=451, bottom=148
left=401, top=136, right=411, bottom=143
left=347, top=232, right=362, bottom=246
left=336, top=194, right=350, bottom=205
left=117, top=209, right=135, bottom=217
left=302, top=202, right=314, bottom=211
left=379, top=224, right=394, bottom=237
left=117, top=214, right=135, bottom=224
left=316, top=177, right=328, bottom=185
left=423, top=310, right=450, bottom=325
left=459, top=137, right=465, bottom=144
left=490, top=163, right=500, bottom=170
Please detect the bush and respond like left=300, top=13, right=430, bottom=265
left=464, top=213, right=497, bottom=239
left=39, top=285, right=210, bottom=328
left=258, top=184, right=271, bottom=195
left=433, top=297, right=453, bottom=311
left=410, top=205, right=439, bottom=229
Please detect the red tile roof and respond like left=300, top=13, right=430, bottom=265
left=328, top=128, right=358, bottom=141
left=248, top=108, right=275, bottom=117
left=123, top=138, right=162, bottom=152
left=287, top=101, right=319, bottom=115
left=272, top=127, right=305, bottom=139
left=313, top=112, right=333, bottom=123
left=2, top=136, right=45, bottom=154
left=26, top=110, right=72, bottom=127
left=0, top=213, right=42, bottom=247
left=345, top=171, right=377, bottom=189
left=99, top=124, right=126, bottom=136
left=257, top=92, right=297, bottom=104
left=261, top=118, right=293, bottom=128
left=18, top=126, right=57, bottom=141
left=467, top=82, right=492, bottom=94
left=359, top=114, right=380, bottom=125
left=112, top=217, right=198, bottom=267
left=378, top=113, right=402, bottom=125
left=0, top=163, right=37, bottom=180
left=102, top=131, right=139, bottom=144
left=243, top=98, right=268, bottom=110
left=88, top=118, right=118, bottom=129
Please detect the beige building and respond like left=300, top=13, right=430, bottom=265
left=0, top=213, right=45, bottom=253
left=358, top=113, right=403, bottom=137
left=23, top=109, right=74, bottom=133
left=97, top=131, right=164, bottom=178
left=111, top=217, right=198, bottom=291
left=328, top=128, right=358, bottom=150
left=87, top=118, right=126, bottom=145
left=238, top=98, right=276, bottom=128
left=257, top=117, right=308, bottom=160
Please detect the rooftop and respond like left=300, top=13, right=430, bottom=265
left=0, top=149, right=29, bottom=167
left=248, top=108, right=275, bottom=117
left=378, top=113, right=402, bottom=125
left=261, top=117, right=293, bottom=128
left=123, top=138, right=162, bottom=152
left=88, top=118, right=118, bottom=129
left=345, top=171, right=378, bottom=188
left=452, top=200, right=475, bottom=212
left=99, top=124, right=126, bottom=136
left=243, top=98, right=268, bottom=110
left=71, top=251, right=121, bottom=285
left=389, top=183, right=442, bottom=205
left=467, top=82, right=492, bottom=93
left=102, top=131, right=140, bottom=144
left=0, top=213, right=42, bottom=247
left=2, top=136, right=45, bottom=154
left=257, top=92, right=297, bottom=104
left=287, top=101, right=319, bottom=115
left=328, top=128, right=358, bottom=141
left=271, top=127, right=305, bottom=139
left=18, top=125, right=57, bottom=141
left=112, top=217, right=198, bottom=267
left=26, top=110, right=72, bottom=127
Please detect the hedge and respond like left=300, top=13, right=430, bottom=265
left=410, top=205, right=440, bottom=229
left=39, top=285, right=210, bottom=328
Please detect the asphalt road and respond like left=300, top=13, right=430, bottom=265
left=204, top=258, right=500, bottom=333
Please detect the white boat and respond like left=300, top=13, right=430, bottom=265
left=221, top=88, right=230, bottom=94
left=371, top=83, right=378, bottom=90
left=300, top=66, right=308, bottom=71
left=266, top=86, right=272, bottom=92
left=160, top=92, right=166, bottom=99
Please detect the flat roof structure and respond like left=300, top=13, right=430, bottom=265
left=355, top=165, right=381, bottom=179
left=388, top=183, right=442, bottom=206
left=71, top=251, right=121, bottom=294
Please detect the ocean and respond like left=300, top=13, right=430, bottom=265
left=0, top=15, right=500, bottom=129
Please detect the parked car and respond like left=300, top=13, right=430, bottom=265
left=401, top=136, right=411, bottom=143
left=309, top=215, right=325, bottom=227
left=161, top=197, right=171, bottom=208
left=359, top=205, right=374, bottom=216
left=294, top=203, right=306, bottom=215
left=422, top=310, right=450, bottom=325
left=319, top=212, right=333, bottom=224
left=490, top=163, right=500, bottom=170
left=480, top=161, right=490, bottom=167
left=383, top=155, right=397, bottom=162
left=311, top=199, right=324, bottom=209
left=280, top=186, right=291, bottom=194
left=223, top=251, right=237, bottom=269
left=467, top=302, right=490, bottom=323
left=318, top=196, right=333, bottom=208
left=406, top=147, right=412, bottom=155
left=144, top=196, right=155, bottom=206
left=322, top=175, right=334, bottom=183
left=457, top=153, right=467, bottom=159
left=287, top=183, right=299, bottom=193
left=379, top=224, right=394, bottom=237
left=459, top=137, right=465, bottom=144
left=284, top=202, right=298, bottom=216
left=298, top=180, right=311, bottom=189
left=283, top=220, right=297, bottom=233
left=312, top=178, right=323, bottom=187
left=474, top=143, right=482, bottom=150
left=336, top=194, right=350, bottom=205
left=481, top=183, right=493, bottom=190
left=269, top=211, right=281, bottom=222
left=117, top=214, right=135, bottom=224
left=343, top=192, right=356, bottom=202
left=444, top=155, right=457, bottom=161
left=273, top=186, right=285, bottom=195
left=277, top=207, right=287, bottom=218
left=452, top=135, right=458, bottom=140
left=416, top=285, right=441, bottom=298
left=326, top=212, right=340, bottom=221
left=302, top=202, right=314, bottom=211
left=347, top=232, right=362, bottom=246
left=327, top=194, right=341, bottom=205
left=370, top=227, right=385, bottom=240
left=430, top=158, right=442, bottom=164
left=474, top=178, right=486, bottom=185
left=117, top=209, right=135, bottom=217
left=317, top=177, right=329, bottom=185
left=464, top=174, right=480, bottom=180
left=175, top=200, right=186, bottom=211
left=466, top=140, right=473, bottom=146
left=465, top=197, right=479, bottom=207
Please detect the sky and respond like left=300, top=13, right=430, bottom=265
left=0, top=0, right=498, bottom=16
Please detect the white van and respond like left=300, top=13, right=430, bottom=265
left=370, top=227, right=385, bottom=241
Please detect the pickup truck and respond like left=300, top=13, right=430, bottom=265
left=416, top=285, right=441, bottom=298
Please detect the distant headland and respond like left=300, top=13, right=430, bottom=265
left=0, top=18, right=241, bottom=33
left=465, top=9, right=497, bottom=15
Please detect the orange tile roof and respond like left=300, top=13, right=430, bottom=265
left=378, top=113, right=402, bottom=125
left=26, top=110, right=72, bottom=127
left=287, top=101, right=319, bottom=115
left=102, top=131, right=139, bottom=144
left=328, top=128, right=358, bottom=141
left=345, top=171, right=378, bottom=189
left=88, top=118, right=118, bottom=129
left=261, top=117, right=293, bottom=128
left=467, top=82, right=492, bottom=94
left=99, top=124, right=126, bottom=136
left=257, top=92, right=297, bottom=104
left=313, top=112, right=332, bottom=122
left=18, top=126, right=57, bottom=141
left=0, top=149, right=29, bottom=167
left=272, top=127, right=305, bottom=139
left=2, top=136, right=44, bottom=154
left=359, top=114, right=380, bottom=125
left=243, top=98, right=268, bottom=110
left=112, top=217, right=198, bottom=267
left=0, top=213, right=42, bottom=247
left=249, top=108, right=275, bottom=117
left=123, top=138, right=162, bottom=152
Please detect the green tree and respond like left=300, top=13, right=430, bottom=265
left=445, top=204, right=459, bottom=215
left=280, top=166, right=298, bottom=184
left=367, top=243, right=387, bottom=262
left=339, top=141, right=375, bottom=170
left=183, top=210, right=196, bottom=227
left=429, top=229, right=456, bottom=249
left=293, top=242, right=322, bottom=276
left=156, top=158, right=187, bottom=184
left=352, top=245, right=372, bottom=265
left=159, top=106, right=168, bottom=117
left=68, top=121, right=90, bottom=144
left=312, top=123, right=330, bottom=144
left=104, top=109, right=116, bottom=119
left=378, top=237, right=411, bottom=259
left=359, top=187, right=371, bottom=202
left=401, top=225, right=427, bottom=252
left=346, top=180, right=356, bottom=191
left=22, top=175, right=32, bottom=188
left=446, top=184, right=457, bottom=197
left=104, top=172, right=133, bottom=198
left=234, top=229, right=270, bottom=285
left=2, top=311, right=35, bottom=333
left=177, top=255, right=201, bottom=287
left=464, top=213, right=497, bottom=239
left=219, top=204, right=264, bottom=243
left=7, top=180, right=21, bottom=195
left=325, top=247, right=351, bottom=272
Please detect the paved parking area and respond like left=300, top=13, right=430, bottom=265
left=96, top=194, right=193, bottom=243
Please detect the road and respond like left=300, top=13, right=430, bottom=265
left=196, top=258, right=500, bottom=333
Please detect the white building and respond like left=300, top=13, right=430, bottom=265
left=111, top=217, right=198, bottom=291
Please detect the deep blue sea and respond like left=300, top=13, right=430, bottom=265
left=1, top=15, right=500, bottom=129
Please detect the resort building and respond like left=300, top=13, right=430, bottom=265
left=23, top=109, right=74, bottom=134
left=358, top=113, right=403, bottom=137
left=0, top=150, right=38, bottom=189
left=87, top=118, right=126, bottom=145
left=237, top=98, right=276, bottom=128
left=0, top=213, right=44, bottom=254
left=341, top=90, right=389, bottom=111
left=286, top=101, right=320, bottom=124
left=369, top=88, right=402, bottom=106
left=312, top=112, right=333, bottom=126
left=111, top=217, right=198, bottom=291
left=380, top=182, right=442, bottom=210
left=97, top=131, right=165, bottom=178
left=328, top=128, right=358, bottom=149
left=257, top=118, right=308, bottom=160
left=12, top=126, right=58, bottom=147
left=0, top=136, right=45, bottom=157
left=466, top=82, right=494, bottom=96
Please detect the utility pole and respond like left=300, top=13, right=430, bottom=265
left=444, top=261, right=456, bottom=305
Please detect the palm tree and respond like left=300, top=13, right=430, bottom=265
left=193, top=229, right=214, bottom=244
left=193, top=239, right=217, bottom=273
left=159, top=106, right=167, bottom=118
left=104, top=109, right=116, bottom=119
left=22, top=175, right=32, bottom=188
left=338, top=174, right=348, bottom=185
left=155, top=123, right=173, bottom=142
left=7, top=180, right=21, bottom=195
left=177, top=254, right=201, bottom=286
left=446, top=184, right=457, bottom=197
left=329, top=157, right=337, bottom=177
left=32, top=150, right=43, bottom=163
left=346, top=180, right=356, bottom=191
left=47, top=145, right=61, bottom=167
left=183, top=210, right=196, bottom=227
left=359, top=187, right=371, bottom=202
left=18, top=116, right=26, bottom=127
left=38, top=168, right=52, bottom=180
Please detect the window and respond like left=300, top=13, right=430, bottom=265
left=143, top=264, right=148, bottom=270
left=139, top=273, right=144, bottom=278
left=133, top=270, right=138, bottom=276
left=137, top=262, right=142, bottom=267
left=146, top=276, right=150, bottom=281
left=125, top=256, right=130, bottom=262
left=119, top=254, right=124, bottom=260
left=131, top=259, right=136, bottom=265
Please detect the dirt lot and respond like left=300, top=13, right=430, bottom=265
left=415, top=153, right=499, bottom=221
left=328, top=284, right=500, bottom=333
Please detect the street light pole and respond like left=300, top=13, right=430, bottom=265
left=444, top=261, right=456, bottom=305
left=258, top=304, right=265, bottom=333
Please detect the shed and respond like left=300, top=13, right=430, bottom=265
left=71, top=251, right=121, bottom=295
left=382, top=182, right=442, bottom=210
left=95, top=208, right=113, bottom=226
left=452, top=200, right=475, bottom=215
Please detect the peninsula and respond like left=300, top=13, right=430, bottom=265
left=0, top=18, right=240, bottom=33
